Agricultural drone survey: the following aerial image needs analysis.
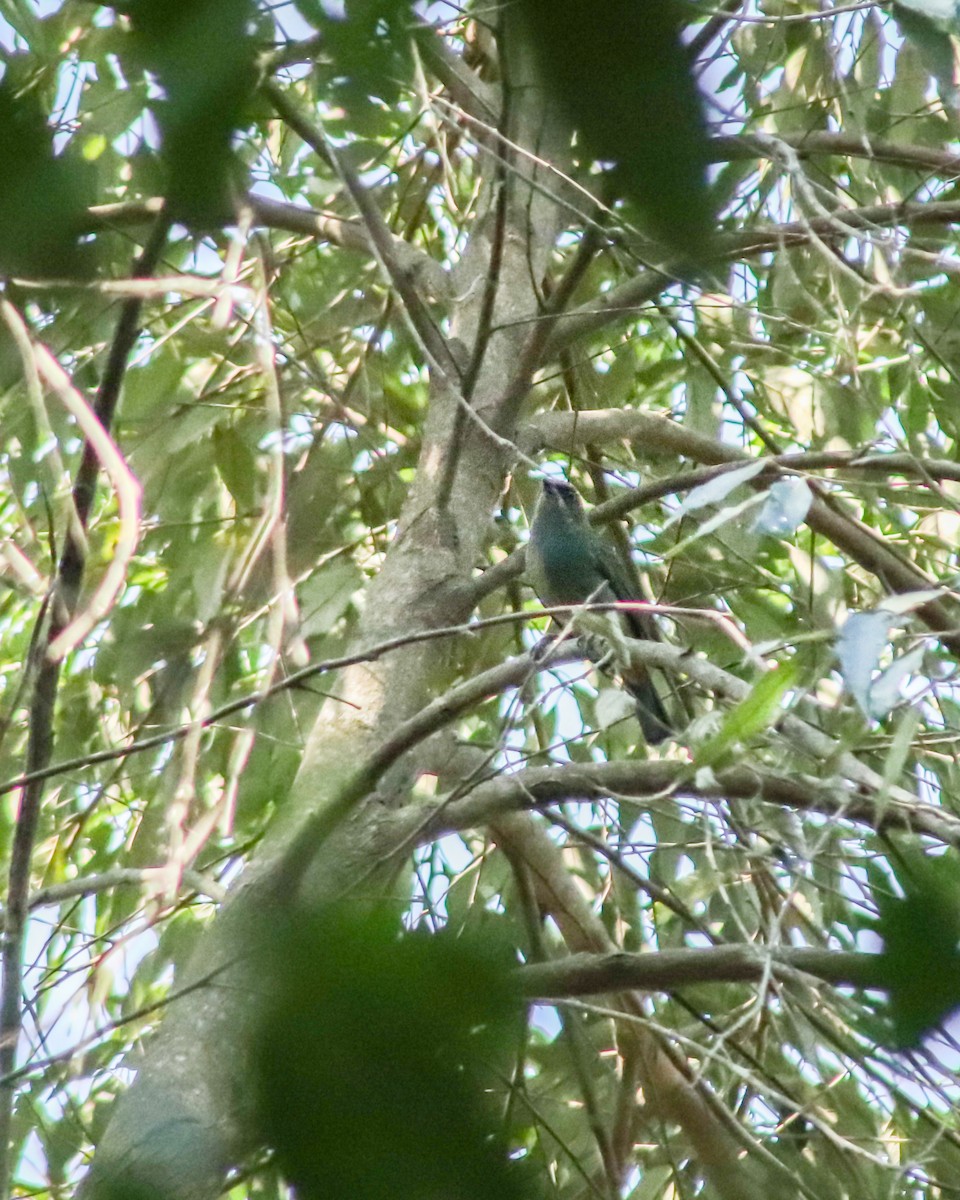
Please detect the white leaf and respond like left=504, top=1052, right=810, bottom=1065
left=753, top=477, right=813, bottom=536
left=878, top=588, right=947, bottom=616
left=868, top=643, right=927, bottom=719
left=837, top=610, right=894, bottom=717
left=595, top=687, right=634, bottom=728
left=677, top=460, right=766, bottom=515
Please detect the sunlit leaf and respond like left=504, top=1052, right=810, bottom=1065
left=676, top=460, right=766, bottom=515
left=695, top=659, right=800, bottom=766
left=836, top=610, right=895, bottom=718
left=868, top=642, right=926, bottom=718
left=753, top=477, right=813, bottom=536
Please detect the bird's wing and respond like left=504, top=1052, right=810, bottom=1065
left=588, top=533, right=672, bottom=742
left=590, top=536, right=658, bottom=642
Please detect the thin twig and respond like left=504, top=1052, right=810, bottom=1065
left=0, top=210, right=169, bottom=1200
left=23, top=866, right=226, bottom=911
left=28, top=339, right=143, bottom=663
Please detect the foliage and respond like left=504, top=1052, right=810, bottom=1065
left=252, top=905, right=525, bottom=1200
left=2, top=1, right=960, bottom=1198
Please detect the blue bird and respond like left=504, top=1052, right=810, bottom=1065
left=527, top=477, right=672, bottom=744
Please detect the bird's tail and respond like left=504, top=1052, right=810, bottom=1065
left=624, top=673, right=672, bottom=745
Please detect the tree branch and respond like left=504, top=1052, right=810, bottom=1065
left=709, top=130, right=960, bottom=179
left=0, top=609, right=573, bottom=799
left=517, top=945, right=890, bottom=999
left=414, top=21, right=499, bottom=127
left=539, top=199, right=960, bottom=359
left=25, top=867, right=225, bottom=911
left=399, top=755, right=960, bottom=852
left=522, top=410, right=960, bottom=658
left=261, top=79, right=461, bottom=382
left=490, top=812, right=778, bottom=1199
left=86, top=194, right=452, bottom=303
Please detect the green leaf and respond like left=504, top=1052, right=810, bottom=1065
left=893, top=2, right=960, bottom=104
left=517, top=0, right=715, bottom=261
left=695, top=659, right=800, bottom=767
left=122, top=0, right=258, bottom=226
left=872, top=851, right=960, bottom=1049
left=310, top=0, right=417, bottom=124
left=0, top=76, right=93, bottom=277
left=212, top=424, right=258, bottom=512
left=251, top=906, right=528, bottom=1200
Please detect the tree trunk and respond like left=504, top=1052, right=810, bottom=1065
left=80, top=27, right=567, bottom=1200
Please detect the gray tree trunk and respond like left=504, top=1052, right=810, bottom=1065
left=80, top=31, right=566, bottom=1200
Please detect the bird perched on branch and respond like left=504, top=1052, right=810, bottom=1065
left=527, top=477, right=672, bottom=744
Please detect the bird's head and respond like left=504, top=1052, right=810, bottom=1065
left=540, top=477, right=582, bottom=512
left=533, top=477, right=587, bottom=532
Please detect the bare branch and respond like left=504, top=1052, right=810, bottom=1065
left=25, top=337, right=143, bottom=663
left=539, top=199, right=960, bottom=359
left=709, top=130, right=960, bottom=179
left=25, top=867, right=226, bottom=910
left=86, top=195, right=452, bottom=303
left=414, top=21, right=499, bottom=126
left=518, top=945, right=890, bottom=999
left=400, top=755, right=960, bottom=851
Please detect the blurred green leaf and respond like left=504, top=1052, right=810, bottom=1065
left=213, top=424, right=259, bottom=512
left=872, top=850, right=960, bottom=1049
left=892, top=1, right=960, bottom=103
left=695, top=659, right=800, bottom=767
left=0, top=76, right=92, bottom=277
left=121, top=0, right=258, bottom=226
left=251, top=906, right=529, bottom=1200
left=517, top=0, right=715, bottom=260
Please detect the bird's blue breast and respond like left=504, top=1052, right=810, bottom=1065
left=529, top=523, right=600, bottom=605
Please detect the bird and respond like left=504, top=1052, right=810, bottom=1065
left=526, top=477, right=672, bottom=744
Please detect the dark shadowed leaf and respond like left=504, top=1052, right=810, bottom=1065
left=122, top=0, right=258, bottom=226
left=872, top=850, right=960, bottom=1049
left=251, top=906, right=530, bottom=1200
left=299, top=0, right=417, bottom=126
left=892, top=1, right=960, bottom=103
left=518, top=0, right=715, bottom=261
left=0, top=77, right=92, bottom=277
